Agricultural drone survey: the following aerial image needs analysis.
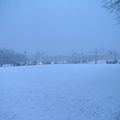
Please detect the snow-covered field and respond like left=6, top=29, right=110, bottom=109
left=0, top=65, right=120, bottom=120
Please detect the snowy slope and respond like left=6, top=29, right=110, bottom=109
left=0, top=65, right=120, bottom=120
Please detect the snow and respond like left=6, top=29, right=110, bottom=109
left=0, top=64, right=120, bottom=120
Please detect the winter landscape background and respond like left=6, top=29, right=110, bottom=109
left=0, top=0, right=120, bottom=120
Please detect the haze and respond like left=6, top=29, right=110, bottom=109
left=0, top=0, right=120, bottom=55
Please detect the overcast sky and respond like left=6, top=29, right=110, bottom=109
left=0, top=0, right=120, bottom=55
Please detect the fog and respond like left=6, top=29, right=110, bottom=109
left=0, top=0, right=120, bottom=55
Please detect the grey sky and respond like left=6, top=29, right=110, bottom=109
left=0, top=0, right=120, bottom=55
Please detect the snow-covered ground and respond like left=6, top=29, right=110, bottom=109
left=0, top=65, right=120, bottom=120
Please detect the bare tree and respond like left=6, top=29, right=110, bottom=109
left=103, top=0, right=120, bottom=22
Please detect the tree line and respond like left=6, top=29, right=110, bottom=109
left=0, top=49, right=27, bottom=66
